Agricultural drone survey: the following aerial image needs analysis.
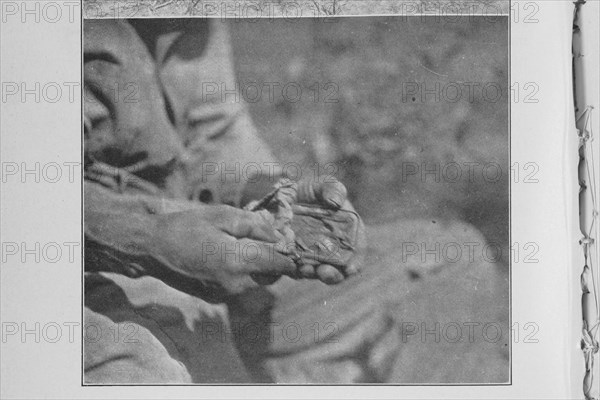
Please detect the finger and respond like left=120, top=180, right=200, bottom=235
left=297, top=179, right=347, bottom=209
left=343, top=259, right=361, bottom=277
left=320, top=180, right=347, bottom=209
left=238, top=240, right=297, bottom=276
left=316, top=264, right=344, bottom=284
left=218, top=208, right=280, bottom=242
left=298, top=264, right=316, bottom=279
left=343, top=216, right=366, bottom=277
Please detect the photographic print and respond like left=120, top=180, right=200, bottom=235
left=83, top=1, right=510, bottom=384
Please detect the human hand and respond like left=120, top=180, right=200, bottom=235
left=294, top=177, right=366, bottom=284
left=154, top=205, right=296, bottom=295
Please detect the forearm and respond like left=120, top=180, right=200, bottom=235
left=85, top=183, right=229, bottom=300
left=85, top=182, right=195, bottom=277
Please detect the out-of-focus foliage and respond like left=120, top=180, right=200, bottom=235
left=231, top=17, right=509, bottom=259
left=233, top=19, right=510, bottom=380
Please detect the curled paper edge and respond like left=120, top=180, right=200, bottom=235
left=573, top=2, right=600, bottom=398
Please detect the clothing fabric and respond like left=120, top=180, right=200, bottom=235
left=83, top=18, right=403, bottom=383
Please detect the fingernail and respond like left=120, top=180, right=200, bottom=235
left=322, top=269, right=344, bottom=284
left=327, top=198, right=341, bottom=209
left=299, top=264, right=316, bottom=278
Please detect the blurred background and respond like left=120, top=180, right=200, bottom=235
left=228, top=16, right=510, bottom=382
left=230, top=16, right=509, bottom=264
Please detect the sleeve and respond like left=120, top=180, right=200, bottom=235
left=84, top=181, right=180, bottom=277
left=84, top=181, right=226, bottom=301
left=84, top=19, right=185, bottom=178
left=150, top=19, right=278, bottom=206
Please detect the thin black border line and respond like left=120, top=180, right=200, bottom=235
left=80, top=0, right=85, bottom=387
left=80, top=11, right=512, bottom=388
left=508, top=2, right=512, bottom=387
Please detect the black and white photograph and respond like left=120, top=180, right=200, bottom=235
left=82, top=3, right=510, bottom=384
left=4, top=0, right=600, bottom=398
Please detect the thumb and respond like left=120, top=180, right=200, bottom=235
left=237, top=239, right=297, bottom=276
left=217, top=207, right=281, bottom=243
